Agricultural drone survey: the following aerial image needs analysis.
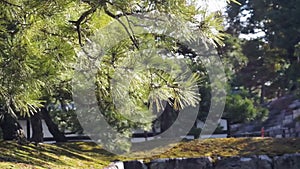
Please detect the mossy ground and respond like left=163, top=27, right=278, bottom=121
left=1, top=137, right=300, bottom=169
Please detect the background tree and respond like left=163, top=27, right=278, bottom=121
left=225, top=0, right=300, bottom=101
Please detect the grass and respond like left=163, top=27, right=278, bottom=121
left=1, top=137, right=300, bottom=168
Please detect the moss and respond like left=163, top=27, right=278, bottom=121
left=0, top=141, right=115, bottom=169
left=1, top=138, right=300, bottom=168
left=129, top=137, right=300, bottom=161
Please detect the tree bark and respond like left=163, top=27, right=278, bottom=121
left=0, top=113, right=27, bottom=144
left=260, top=84, right=265, bottom=104
left=30, top=112, right=43, bottom=143
left=226, top=119, right=231, bottom=138
left=41, top=107, right=67, bottom=142
left=159, top=102, right=178, bottom=137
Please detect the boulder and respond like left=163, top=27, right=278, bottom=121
left=123, top=160, right=147, bottom=169
left=257, top=155, right=273, bottom=169
left=148, top=157, right=213, bottom=169
left=273, top=154, right=300, bottom=169
left=214, top=157, right=256, bottom=169
left=120, top=154, right=300, bottom=169
left=104, top=162, right=124, bottom=169
left=214, top=156, right=272, bottom=169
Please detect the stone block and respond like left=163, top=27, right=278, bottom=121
left=124, top=160, right=147, bottom=169
left=148, top=157, right=213, bottom=169
left=214, top=156, right=272, bottom=169
left=274, top=154, right=300, bottom=169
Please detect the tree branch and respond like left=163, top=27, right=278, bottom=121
left=69, top=6, right=97, bottom=47
left=103, top=5, right=139, bottom=50
left=0, top=0, right=22, bottom=8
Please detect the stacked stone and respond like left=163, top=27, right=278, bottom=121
left=107, top=153, right=300, bottom=169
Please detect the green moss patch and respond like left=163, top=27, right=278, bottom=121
left=1, top=138, right=300, bottom=168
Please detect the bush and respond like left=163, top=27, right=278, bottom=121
left=224, top=94, right=269, bottom=124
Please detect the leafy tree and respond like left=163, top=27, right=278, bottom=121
left=225, top=0, right=300, bottom=101
left=0, top=1, right=44, bottom=141
left=224, top=93, right=268, bottom=125
left=0, top=0, right=78, bottom=142
left=0, top=0, right=239, bottom=148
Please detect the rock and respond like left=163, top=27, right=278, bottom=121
left=114, top=161, right=125, bottom=169
left=214, top=157, right=256, bottom=169
left=274, top=153, right=300, bottom=169
left=257, top=155, right=273, bottom=169
left=104, top=162, right=123, bottom=169
left=148, top=157, right=213, bottom=169
left=289, top=100, right=300, bottom=109
left=214, top=156, right=272, bottom=169
left=124, top=160, right=147, bottom=169
left=120, top=154, right=300, bottom=169
left=293, top=109, right=300, bottom=119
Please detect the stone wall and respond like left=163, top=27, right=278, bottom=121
left=231, top=98, right=300, bottom=138
left=267, top=99, right=300, bottom=138
left=105, top=153, right=300, bottom=169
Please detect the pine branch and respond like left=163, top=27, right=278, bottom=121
left=0, top=0, right=22, bottom=8
left=103, top=5, right=139, bottom=50
left=40, top=29, right=73, bottom=39
left=69, top=6, right=97, bottom=47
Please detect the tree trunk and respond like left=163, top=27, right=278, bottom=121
left=30, top=112, right=43, bottom=143
left=226, top=119, right=231, bottom=138
left=159, top=102, right=178, bottom=137
left=26, top=119, right=31, bottom=139
left=260, top=84, right=265, bottom=104
left=41, top=107, right=67, bottom=142
left=0, top=113, right=27, bottom=144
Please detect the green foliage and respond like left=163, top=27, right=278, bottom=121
left=218, top=35, right=248, bottom=80
left=0, top=0, right=229, bottom=113
left=225, top=0, right=300, bottom=101
left=0, top=0, right=95, bottom=117
left=224, top=93, right=268, bottom=124
left=0, top=3, right=43, bottom=117
left=81, top=33, right=203, bottom=152
left=49, top=109, right=83, bottom=134
left=71, top=0, right=237, bottom=152
left=0, top=0, right=243, bottom=148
